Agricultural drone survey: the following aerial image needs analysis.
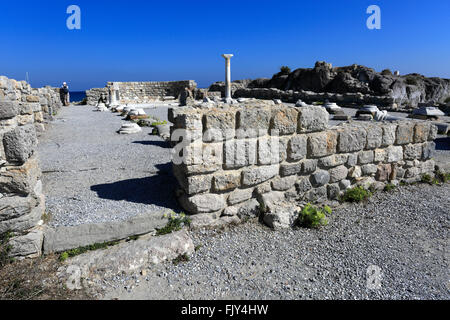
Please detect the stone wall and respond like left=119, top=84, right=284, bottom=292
left=0, top=103, right=45, bottom=259
left=85, top=87, right=108, bottom=106
left=0, top=75, right=62, bottom=258
left=169, top=104, right=437, bottom=222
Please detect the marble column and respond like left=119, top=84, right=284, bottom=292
left=222, top=54, right=234, bottom=100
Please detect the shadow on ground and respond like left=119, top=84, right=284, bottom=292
left=90, top=163, right=180, bottom=211
left=435, top=137, right=450, bottom=151
left=132, top=140, right=171, bottom=148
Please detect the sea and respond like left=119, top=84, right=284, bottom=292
left=70, top=91, right=86, bottom=102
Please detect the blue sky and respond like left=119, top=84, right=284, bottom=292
left=0, top=0, right=449, bottom=91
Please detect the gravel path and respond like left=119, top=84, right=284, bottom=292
left=37, top=104, right=180, bottom=227
left=103, top=183, right=450, bottom=300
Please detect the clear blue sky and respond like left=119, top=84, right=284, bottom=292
left=1, top=0, right=449, bottom=91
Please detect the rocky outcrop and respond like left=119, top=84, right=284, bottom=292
left=209, top=61, right=450, bottom=110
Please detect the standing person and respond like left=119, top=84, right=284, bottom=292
left=61, top=82, right=70, bottom=106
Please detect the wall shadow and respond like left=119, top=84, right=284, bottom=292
left=132, top=140, right=171, bottom=148
left=435, top=137, right=449, bottom=151
left=90, top=163, right=180, bottom=211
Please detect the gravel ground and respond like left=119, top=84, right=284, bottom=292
left=103, top=183, right=450, bottom=300
left=37, top=104, right=180, bottom=227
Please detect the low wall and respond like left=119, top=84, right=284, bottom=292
left=169, top=104, right=437, bottom=220
left=229, top=88, right=397, bottom=110
left=85, top=87, right=108, bottom=106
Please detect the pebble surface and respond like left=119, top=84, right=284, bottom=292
left=103, top=183, right=449, bottom=300
left=37, top=104, right=180, bottom=227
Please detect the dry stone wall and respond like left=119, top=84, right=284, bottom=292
left=85, top=87, right=108, bottom=106
left=169, top=104, right=437, bottom=221
left=0, top=75, right=61, bottom=258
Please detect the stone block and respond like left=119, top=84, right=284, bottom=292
left=310, top=170, right=330, bottom=187
left=242, top=164, right=279, bottom=187
left=224, top=139, right=257, bottom=169
left=280, top=162, right=302, bottom=177
left=361, top=164, right=378, bottom=175
left=304, top=186, right=327, bottom=202
left=213, top=171, right=241, bottom=192
left=271, top=175, right=297, bottom=191
left=26, top=95, right=40, bottom=103
left=422, top=142, right=435, bottom=160
left=329, top=165, right=348, bottom=183
left=287, top=134, right=307, bottom=162
left=0, top=195, right=37, bottom=222
left=307, top=131, right=337, bottom=158
left=2, top=124, right=38, bottom=164
left=0, top=101, right=19, bottom=119
left=428, top=124, right=438, bottom=141
left=302, top=159, right=318, bottom=174
left=318, top=154, right=348, bottom=168
left=338, top=125, right=367, bottom=153
left=236, top=107, right=271, bottom=138
left=414, top=122, right=431, bottom=143
left=203, top=109, right=236, bottom=142
left=365, top=124, right=383, bottom=149
left=396, top=122, right=414, bottom=145
left=258, top=136, right=281, bottom=165
left=0, top=157, right=41, bottom=196
left=374, top=148, right=387, bottom=163
left=184, top=194, right=226, bottom=214
left=297, top=106, right=329, bottom=133
left=358, top=150, right=374, bottom=164
left=381, top=123, right=397, bottom=147
left=327, top=184, right=341, bottom=200
left=271, top=107, right=298, bottom=135
left=296, top=177, right=312, bottom=194
left=228, top=188, right=253, bottom=206
left=9, top=229, right=43, bottom=258
left=386, top=145, right=403, bottom=163
left=403, top=144, right=422, bottom=160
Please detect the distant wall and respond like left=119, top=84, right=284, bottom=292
left=169, top=104, right=437, bottom=221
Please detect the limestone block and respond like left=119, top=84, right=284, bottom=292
left=374, top=148, right=387, bottom=163
left=329, top=165, right=348, bottom=183
left=184, top=194, right=226, bottom=214
left=318, top=154, right=348, bottom=168
left=9, top=229, right=43, bottom=258
left=258, top=136, right=281, bottom=165
left=16, top=114, right=34, bottom=126
left=422, top=142, right=435, bottom=160
left=403, top=144, right=422, bottom=160
left=0, top=101, right=19, bottom=119
left=365, top=124, right=383, bottom=149
left=310, top=170, right=330, bottom=187
left=213, top=171, right=241, bottom=192
left=242, top=164, right=279, bottom=187
left=307, top=131, right=337, bottom=158
left=296, top=177, right=313, bottom=194
left=414, top=122, right=431, bottom=143
left=203, top=109, right=236, bottom=142
left=339, top=179, right=351, bottom=190
left=346, top=153, right=358, bottom=167
left=338, top=125, right=367, bottom=153
left=270, top=107, right=298, bottom=135
left=236, top=107, right=271, bottom=138
left=0, top=194, right=38, bottom=222
left=224, top=138, right=257, bottom=169
left=386, top=145, right=404, bottom=163
left=396, top=122, right=414, bottom=145
left=349, top=166, right=362, bottom=179
left=2, top=124, right=37, bottom=164
left=228, top=188, right=253, bottom=206
left=0, top=194, right=44, bottom=233
left=26, top=95, right=40, bottom=103
left=271, top=175, right=297, bottom=191
left=0, top=157, right=41, bottom=196
left=280, top=162, right=302, bottom=177
left=428, top=124, right=438, bottom=141
left=236, top=199, right=260, bottom=219
left=287, top=134, right=307, bottom=162
left=405, top=167, right=420, bottom=179
left=358, top=150, right=374, bottom=164
left=421, top=160, right=435, bottom=174
left=327, top=184, right=341, bottom=200
left=297, top=106, right=329, bottom=133
left=362, top=164, right=378, bottom=176
left=302, top=159, right=318, bottom=174
left=304, top=186, right=327, bottom=202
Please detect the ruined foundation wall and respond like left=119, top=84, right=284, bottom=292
left=228, top=88, right=397, bottom=110
left=109, top=81, right=197, bottom=104
left=169, top=104, right=437, bottom=219
left=85, top=87, right=108, bottom=106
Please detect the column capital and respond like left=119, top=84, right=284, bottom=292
left=222, top=54, right=234, bottom=59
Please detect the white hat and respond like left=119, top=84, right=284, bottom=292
left=63, top=82, right=67, bottom=85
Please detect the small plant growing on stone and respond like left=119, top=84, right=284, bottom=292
left=297, top=204, right=330, bottom=229
left=59, top=240, right=120, bottom=261
left=384, top=183, right=397, bottom=192
left=279, top=66, right=291, bottom=75
left=0, top=231, right=14, bottom=268
left=341, top=186, right=372, bottom=203
left=421, top=174, right=433, bottom=184
left=157, top=212, right=191, bottom=236
left=434, top=171, right=450, bottom=184
left=173, top=253, right=190, bottom=265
